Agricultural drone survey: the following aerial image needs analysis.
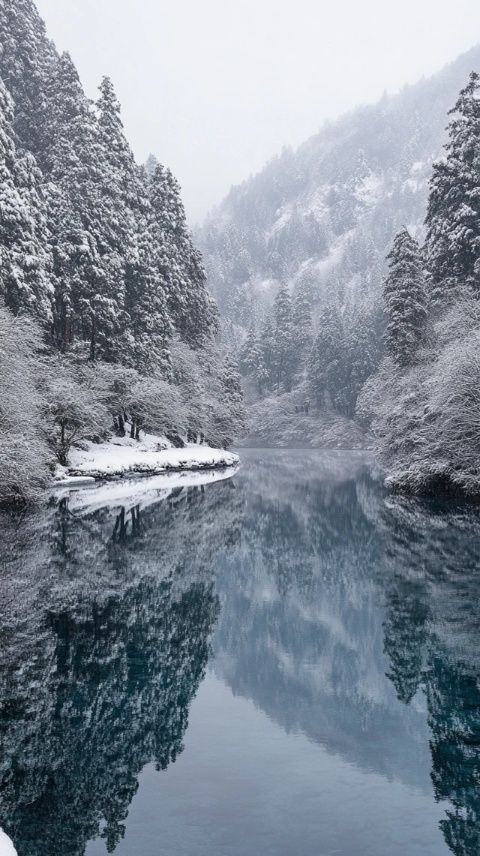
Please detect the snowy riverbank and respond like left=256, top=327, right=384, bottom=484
left=55, top=433, right=239, bottom=485
left=55, top=466, right=240, bottom=514
left=0, top=829, right=17, bottom=856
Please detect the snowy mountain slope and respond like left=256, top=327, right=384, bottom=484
left=198, top=45, right=480, bottom=340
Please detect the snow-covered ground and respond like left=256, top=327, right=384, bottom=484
left=55, top=432, right=239, bottom=483
left=0, top=830, right=17, bottom=856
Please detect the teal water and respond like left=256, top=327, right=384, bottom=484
left=0, top=450, right=479, bottom=856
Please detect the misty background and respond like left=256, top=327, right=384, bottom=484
left=35, top=0, right=480, bottom=222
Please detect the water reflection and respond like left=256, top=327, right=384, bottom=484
left=0, top=453, right=479, bottom=855
left=380, top=495, right=480, bottom=856
left=0, top=477, right=241, bottom=856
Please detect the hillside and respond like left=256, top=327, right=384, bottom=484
left=199, top=45, right=480, bottom=333
left=0, top=0, right=245, bottom=504
left=197, top=46, right=480, bottom=447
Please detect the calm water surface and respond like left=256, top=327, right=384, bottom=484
left=1, top=449, right=480, bottom=856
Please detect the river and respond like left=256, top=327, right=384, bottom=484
left=0, top=449, right=479, bottom=856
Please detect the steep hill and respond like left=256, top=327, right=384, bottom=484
left=0, top=0, right=245, bottom=503
left=199, top=45, right=480, bottom=333
left=196, top=46, right=480, bottom=446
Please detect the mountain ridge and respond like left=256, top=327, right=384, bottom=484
left=198, top=43, right=480, bottom=337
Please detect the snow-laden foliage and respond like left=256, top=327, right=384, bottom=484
left=360, top=296, right=480, bottom=495
left=197, top=46, right=480, bottom=435
left=0, top=0, right=245, bottom=503
left=383, top=229, right=427, bottom=367
left=359, top=71, right=480, bottom=496
left=424, top=72, right=480, bottom=302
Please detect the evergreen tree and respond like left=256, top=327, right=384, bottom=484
left=0, top=77, right=52, bottom=323
left=144, top=153, right=159, bottom=176
left=255, top=316, right=275, bottom=392
left=383, top=228, right=427, bottom=368
left=292, top=279, right=313, bottom=356
left=96, top=77, right=173, bottom=372
left=272, top=284, right=296, bottom=390
left=239, top=326, right=261, bottom=377
left=217, top=353, right=246, bottom=446
left=338, top=308, right=380, bottom=416
left=425, top=72, right=480, bottom=300
left=148, top=163, right=218, bottom=347
left=308, top=306, right=344, bottom=408
left=123, top=223, right=172, bottom=376
left=46, top=53, right=123, bottom=357
left=0, top=0, right=56, bottom=160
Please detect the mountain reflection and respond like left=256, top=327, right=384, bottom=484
left=213, top=451, right=480, bottom=856
left=0, top=454, right=480, bottom=856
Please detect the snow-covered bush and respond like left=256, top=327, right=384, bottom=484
left=171, top=338, right=246, bottom=447
left=42, top=358, right=110, bottom=465
left=359, top=296, right=480, bottom=495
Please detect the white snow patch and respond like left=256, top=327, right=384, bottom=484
left=67, top=432, right=239, bottom=480
left=354, top=172, right=383, bottom=205
left=313, top=233, right=350, bottom=276
left=0, top=830, right=17, bottom=856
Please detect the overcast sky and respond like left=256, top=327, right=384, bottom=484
left=35, top=0, right=480, bottom=224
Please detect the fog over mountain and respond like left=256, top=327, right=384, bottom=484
left=199, top=45, right=480, bottom=335
left=196, top=45, right=480, bottom=451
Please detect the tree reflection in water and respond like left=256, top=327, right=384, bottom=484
left=0, top=478, right=242, bottom=856
left=0, top=453, right=480, bottom=856
left=380, top=495, right=480, bottom=856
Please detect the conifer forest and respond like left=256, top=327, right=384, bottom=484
left=1, top=3, right=480, bottom=856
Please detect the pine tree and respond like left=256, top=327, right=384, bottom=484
left=218, top=353, right=246, bottom=446
left=148, top=163, right=218, bottom=347
left=239, top=326, right=261, bottom=377
left=144, top=153, right=159, bottom=177
left=46, top=54, right=125, bottom=358
left=424, top=72, right=480, bottom=300
left=96, top=77, right=172, bottom=372
left=337, top=308, right=380, bottom=417
left=292, top=279, right=313, bottom=358
left=0, top=76, right=52, bottom=323
left=123, top=223, right=172, bottom=376
left=272, top=284, right=296, bottom=390
left=97, top=76, right=142, bottom=220
left=383, top=228, right=427, bottom=368
left=0, top=0, right=57, bottom=160
left=308, top=306, right=344, bottom=408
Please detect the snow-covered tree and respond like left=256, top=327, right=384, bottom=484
left=148, top=163, right=219, bottom=347
left=0, top=78, right=53, bottom=323
left=42, top=358, right=110, bottom=464
left=239, top=326, right=261, bottom=377
left=271, top=284, right=296, bottom=391
left=0, top=0, right=56, bottom=160
left=292, top=279, right=313, bottom=356
left=0, top=0, right=245, bottom=506
left=46, top=53, right=123, bottom=357
left=424, top=71, right=480, bottom=301
left=383, top=228, right=427, bottom=367
left=308, top=306, right=344, bottom=408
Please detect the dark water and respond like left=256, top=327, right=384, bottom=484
left=1, top=450, right=480, bottom=856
